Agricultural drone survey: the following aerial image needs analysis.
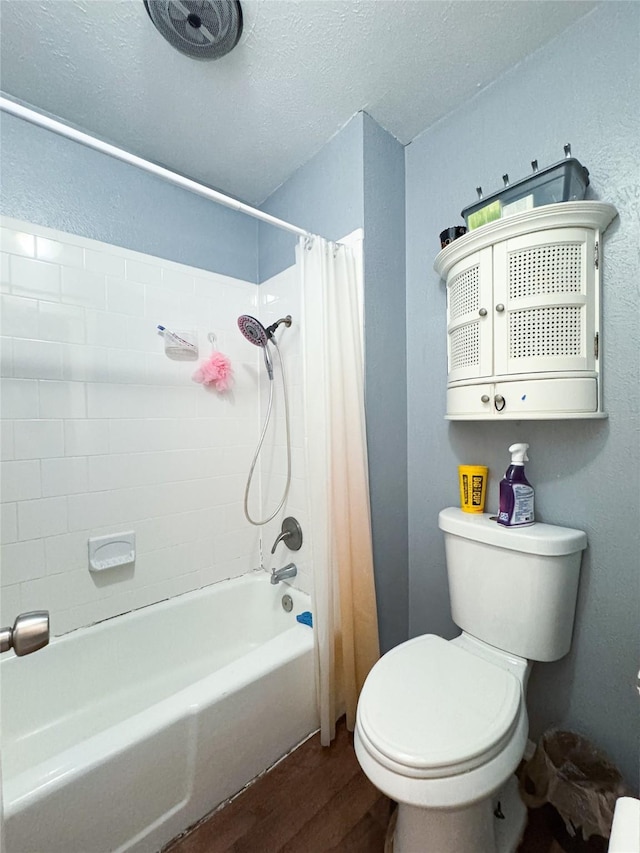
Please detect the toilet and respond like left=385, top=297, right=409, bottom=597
left=355, top=507, right=587, bottom=853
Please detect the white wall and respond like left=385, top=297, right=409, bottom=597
left=0, top=217, right=263, bottom=635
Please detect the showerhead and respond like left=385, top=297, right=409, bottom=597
left=144, top=0, right=243, bottom=61
left=237, top=315, right=273, bottom=379
left=238, top=315, right=269, bottom=348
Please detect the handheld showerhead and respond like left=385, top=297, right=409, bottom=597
left=237, top=314, right=293, bottom=380
left=238, top=315, right=268, bottom=347
left=237, top=315, right=273, bottom=379
left=238, top=314, right=293, bottom=526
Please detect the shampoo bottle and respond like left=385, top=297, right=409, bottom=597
left=497, top=443, right=535, bottom=527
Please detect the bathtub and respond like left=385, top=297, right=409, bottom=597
left=1, top=572, right=318, bottom=853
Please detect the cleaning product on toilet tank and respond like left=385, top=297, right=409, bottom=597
left=498, top=443, right=535, bottom=527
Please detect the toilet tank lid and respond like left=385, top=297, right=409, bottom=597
left=438, top=508, right=587, bottom=556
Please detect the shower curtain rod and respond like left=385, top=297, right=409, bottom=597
left=0, top=96, right=312, bottom=239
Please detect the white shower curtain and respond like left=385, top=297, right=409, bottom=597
left=297, top=234, right=380, bottom=747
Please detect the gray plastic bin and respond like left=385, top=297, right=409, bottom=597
left=462, top=157, right=589, bottom=230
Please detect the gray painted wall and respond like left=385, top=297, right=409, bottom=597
left=260, top=112, right=409, bottom=651
left=257, top=113, right=365, bottom=282
left=362, top=114, right=408, bottom=651
left=0, top=112, right=258, bottom=282
left=405, top=3, right=640, bottom=786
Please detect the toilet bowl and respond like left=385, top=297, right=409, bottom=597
left=355, top=633, right=530, bottom=853
left=354, top=508, right=587, bottom=853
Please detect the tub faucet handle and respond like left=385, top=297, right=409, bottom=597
left=271, top=529, right=291, bottom=553
left=270, top=516, right=303, bottom=554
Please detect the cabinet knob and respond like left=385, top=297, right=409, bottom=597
left=495, top=303, right=505, bottom=313
left=481, top=394, right=490, bottom=403
left=478, top=308, right=487, bottom=317
left=494, top=394, right=506, bottom=412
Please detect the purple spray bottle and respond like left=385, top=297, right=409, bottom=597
left=497, top=443, right=535, bottom=527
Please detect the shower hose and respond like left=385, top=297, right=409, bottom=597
left=243, top=337, right=292, bottom=526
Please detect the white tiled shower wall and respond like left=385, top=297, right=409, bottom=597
left=256, top=267, right=314, bottom=596
left=0, top=216, right=287, bottom=635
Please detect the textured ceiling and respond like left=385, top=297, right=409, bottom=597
left=0, top=0, right=596, bottom=205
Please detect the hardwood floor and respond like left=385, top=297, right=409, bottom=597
left=164, top=720, right=607, bottom=853
left=165, top=721, right=389, bottom=853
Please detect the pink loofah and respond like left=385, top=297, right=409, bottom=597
left=192, top=351, right=233, bottom=392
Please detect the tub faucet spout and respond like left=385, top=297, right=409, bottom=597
left=270, top=563, right=297, bottom=585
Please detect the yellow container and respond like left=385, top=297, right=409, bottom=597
left=458, top=465, right=488, bottom=513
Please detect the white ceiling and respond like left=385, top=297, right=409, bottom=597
left=0, top=0, right=596, bottom=205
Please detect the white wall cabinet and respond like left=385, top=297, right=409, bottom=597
left=434, top=202, right=617, bottom=420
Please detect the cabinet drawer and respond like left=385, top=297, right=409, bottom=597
left=447, top=384, right=494, bottom=416
left=495, top=377, right=598, bottom=415
left=447, top=377, right=598, bottom=418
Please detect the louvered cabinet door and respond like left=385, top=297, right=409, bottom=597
left=492, top=228, right=596, bottom=377
left=446, top=247, right=493, bottom=383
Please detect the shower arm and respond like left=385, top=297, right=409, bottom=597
left=266, top=315, right=292, bottom=338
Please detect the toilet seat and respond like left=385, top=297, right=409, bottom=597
left=356, top=634, right=522, bottom=779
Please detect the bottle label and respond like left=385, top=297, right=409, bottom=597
left=471, top=475, right=484, bottom=507
left=512, top=484, right=534, bottom=524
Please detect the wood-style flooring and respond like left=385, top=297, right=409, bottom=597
left=165, top=719, right=608, bottom=853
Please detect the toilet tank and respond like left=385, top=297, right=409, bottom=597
left=438, top=508, right=587, bottom=662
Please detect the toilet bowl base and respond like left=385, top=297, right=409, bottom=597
left=391, top=775, right=527, bottom=853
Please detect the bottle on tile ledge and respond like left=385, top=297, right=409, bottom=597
left=498, top=443, right=535, bottom=527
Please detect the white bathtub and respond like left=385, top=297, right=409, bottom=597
left=1, top=572, right=318, bottom=853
